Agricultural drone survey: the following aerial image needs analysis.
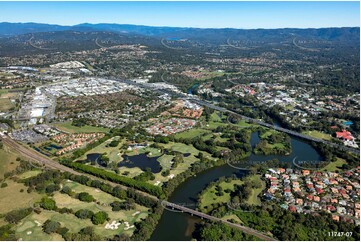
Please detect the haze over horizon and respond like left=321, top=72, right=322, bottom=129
left=0, top=1, right=359, bottom=29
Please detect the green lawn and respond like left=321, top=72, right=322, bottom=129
left=199, top=175, right=264, bottom=212
left=14, top=180, right=149, bottom=240
left=302, top=130, right=333, bottom=141
left=199, top=180, right=243, bottom=212
left=321, top=157, right=347, bottom=172
left=62, top=180, right=121, bottom=205
left=0, top=98, right=15, bottom=112
left=243, top=174, right=264, bottom=205
left=0, top=148, right=20, bottom=179
left=17, top=170, right=42, bottom=180
left=0, top=180, right=42, bottom=214
left=174, top=128, right=211, bottom=139
left=53, top=121, right=110, bottom=133
left=76, top=137, right=124, bottom=163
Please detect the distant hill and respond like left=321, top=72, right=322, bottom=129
left=0, top=22, right=359, bottom=44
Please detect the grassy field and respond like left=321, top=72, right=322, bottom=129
left=14, top=179, right=149, bottom=240
left=62, top=180, right=121, bottom=205
left=174, top=128, right=211, bottom=139
left=15, top=213, right=64, bottom=241
left=150, top=142, right=213, bottom=186
left=0, top=180, right=42, bottom=214
left=0, top=98, right=15, bottom=112
left=199, top=175, right=264, bottom=212
left=243, top=174, right=265, bottom=205
left=321, top=157, right=347, bottom=172
left=0, top=145, right=43, bottom=214
left=53, top=121, right=110, bottom=133
left=255, top=129, right=291, bottom=155
left=302, top=130, right=333, bottom=141
left=199, top=180, right=244, bottom=212
left=17, top=170, right=42, bottom=180
left=76, top=136, right=124, bottom=163
left=0, top=88, right=24, bottom=112
left=0, top=148, right=20, bottom=179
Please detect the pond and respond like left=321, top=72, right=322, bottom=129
left=119, top=154, right=162, bottom=173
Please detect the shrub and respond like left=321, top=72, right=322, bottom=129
left=42, top=220, right=60, bottom=234
left=4, top=208, right=32, bottom=224
left=75, top=209, right=94, bottom=219
left=77, top=192, right=94, bottom=202
left=40, top=197, right=57, bottom=210
left=91, top=211, right=108, bottom=225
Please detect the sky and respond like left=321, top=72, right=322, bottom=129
left=0, top=1, right=359, bottom=29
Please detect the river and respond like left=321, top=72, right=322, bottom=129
left=150, top=133, right=322, bottom=240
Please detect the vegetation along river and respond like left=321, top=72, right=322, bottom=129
left=150, top=132, right=322, bottom=240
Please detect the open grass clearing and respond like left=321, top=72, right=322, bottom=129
left=0, top=148, right=20, bottom=179
left=199, top=175, right=264, bottom=211
left=76, top=136, right=124, bottom=163
left=302, top=130, right=333, bottom=141
left=0, top=180, right=42, bottom=214
left=321, top=157, right=347, bottom=172
left=61, top=180, right=121, bottom=205
left=53, top=192, right=149, bottom=226
left=0, top=98, right=15, bottom=112
left=199, top=180, right=244, bottom=212
left=174, top=128, right=211, bottom=139
left=243, top=174, right=264, bottom=205
left=17, top=170, right=42, bottom=180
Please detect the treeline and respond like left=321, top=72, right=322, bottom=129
left=192, top=221, right=258, bottom=241
left=207, top=202, right=360, bottom=241
left=311, top=142, right=359, bottom=170
left=61, top=161, right=165, bottom=198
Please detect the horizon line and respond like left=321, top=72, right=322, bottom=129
left=1, top=21, right=360, bottom=31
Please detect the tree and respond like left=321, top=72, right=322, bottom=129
left=4, top=208, right=32, bottom=224
left=77, top=192, right=94, bottom=202
left=45, top=184, right=60, bottom=194
left=91, top=211, right=108, bottom=225
left=40, top=197, right=56, bottom=210
left=75, top=209, right=94, bottom=219
left=43, top=220, right=60, bottom=234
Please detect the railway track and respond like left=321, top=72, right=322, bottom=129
left=1, top=135, right=158, bottom=201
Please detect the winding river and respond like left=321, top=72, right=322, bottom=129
left=150, top=133, right=322, bottom=240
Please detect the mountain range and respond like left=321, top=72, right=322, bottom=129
left=0, top=22, right=359, bottom=43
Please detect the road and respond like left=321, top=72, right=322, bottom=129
left=117, top=78, right=359, bottom=155
left=191, top=98, right=359, bottom=155
left=1, top=134, right=275, bottom=240
left=162, top=201, right=277, bottom=241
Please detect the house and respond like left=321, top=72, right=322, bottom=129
left=302, top=170, right=310, bottom=176
left=296, top=198, right=304, bottom=205
left=289, top=205, right=297, bottom=213
left=336, top=130, right=354, bottom=141
left=327, top=205, right=336, bottom=212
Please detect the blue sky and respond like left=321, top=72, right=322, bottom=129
left=0, top=1, right=359, bottom=29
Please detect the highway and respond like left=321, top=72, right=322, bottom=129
left=117, top=78, right=359, bottom=155
left=190, top=98, right=359, bottom=155
left=162, top=201, right=277, bottom=241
